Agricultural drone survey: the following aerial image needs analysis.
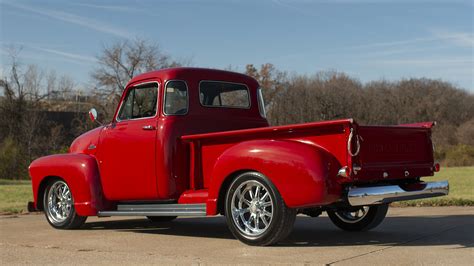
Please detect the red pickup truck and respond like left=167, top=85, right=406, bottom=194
left=29, top=67, right=448, bottom=245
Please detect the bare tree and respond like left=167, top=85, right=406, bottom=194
left=456, top=119, right=474, bottom=146
left=0, top=49, right=45, bottom=178
left=245, top=63, right=287, bottom=108
left=0, top=48, right=79, bottom=179
left=268, top=71, right=363, bottom=125
left=91, top=38, right=183, bottom=118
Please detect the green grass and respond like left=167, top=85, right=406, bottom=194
left=0, top=179, right=31, bottom=185
left=393, top=166, right=474, bottom=207
left=0, top=167, right=472, bottom=214
left=0, top=180, right=33, bottom=214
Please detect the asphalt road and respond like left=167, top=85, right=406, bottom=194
left=1, top=207, right=473, bottom=265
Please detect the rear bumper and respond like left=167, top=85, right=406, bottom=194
left=347, top=181, right=449, bottom=206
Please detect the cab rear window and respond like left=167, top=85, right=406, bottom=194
left=199, top=81, right=250, bottom=108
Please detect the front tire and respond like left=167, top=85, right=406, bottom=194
left=225, top=172, right=296, bottom=246
left=43, top=179, right=87, bottom=229
left=327, top=204, right=388, bottom=231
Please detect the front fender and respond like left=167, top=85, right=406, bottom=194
left=207, top=140, right=342, bottom=214
left=29, top=154, right=105, bottom=216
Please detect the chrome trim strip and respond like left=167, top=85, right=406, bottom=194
left=97, top=203, right=207, bottom=217
left=98, top=210, right=206, bottom=217
left=257, top=87, right=266, bottom=118
left=117, top=203, right=205, bottom=211
left=347, top=181, right=449, bottom=206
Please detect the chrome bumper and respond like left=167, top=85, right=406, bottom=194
left=347, top=181, right=449, bottom=206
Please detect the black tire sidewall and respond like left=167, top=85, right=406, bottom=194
left=224, top=172, right=284, bottom=244
left=328, top=204, right=389, bottom=231
left=43, top=179, right=82, bottom=229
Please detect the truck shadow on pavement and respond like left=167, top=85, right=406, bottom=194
left=82, top=215, right=473, bottom=248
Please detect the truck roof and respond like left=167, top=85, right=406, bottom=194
left=126, top=67, right=259, bottom=89
left=121, top=67, right=265, bottom=123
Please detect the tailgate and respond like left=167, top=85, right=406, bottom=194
left=353, top=122, right=435, bottom=181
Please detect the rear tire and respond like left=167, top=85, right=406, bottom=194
left=43, top=179, right=87, bottom=229
left=146, top=216, right=177, bottom=222
left=327, top=204, right=388, bottom=231
left=224, top=172, right=296, bottom=246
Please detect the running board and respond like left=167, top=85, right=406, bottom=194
left=98, top=203, right=206, bottom=217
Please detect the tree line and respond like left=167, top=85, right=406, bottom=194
left=1, top=39, right=473, bottom=179
left=248, top=64, right=474, bottom=167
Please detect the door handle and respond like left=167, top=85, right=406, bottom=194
left=142, top=125, right=156, bottom=130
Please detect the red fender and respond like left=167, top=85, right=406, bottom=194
left=29, top=154, right=106, bottom=216
left=206, top=139, right=342, bottom=215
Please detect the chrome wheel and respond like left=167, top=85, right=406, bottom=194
left=231, top=180, right=273, bottom=237
left=334, top=206, right=369, bottom=224
left=46, top=181, right=73, bottom=224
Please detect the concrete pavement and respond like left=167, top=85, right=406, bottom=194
left=1, top=207, right=473, bottom=265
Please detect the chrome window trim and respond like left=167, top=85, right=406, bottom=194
left=163, top=80, right=189, bottom=116
left=115, top=81, right=160, bottom=123
left=257, top=87, right=266, bottom=118
left=198, top=80, right=251, bottom=109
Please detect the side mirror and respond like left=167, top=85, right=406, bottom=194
left=88, top=108, right=102, bottom=125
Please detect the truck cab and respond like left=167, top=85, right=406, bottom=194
left=75, top=68, right=267, bottom=202
left=29, top=67, right=449, bottom=246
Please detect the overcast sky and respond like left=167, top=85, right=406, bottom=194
left=1, top=0, right=473, bottom=91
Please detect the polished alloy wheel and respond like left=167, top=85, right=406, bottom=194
left=46, top=181, right=73, bottom=224
left=334, top=206, right=369, bottom=224
left=230, top=180, right=273, bottom=237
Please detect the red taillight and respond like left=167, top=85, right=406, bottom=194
left=434, top=163, right=440, bottom=172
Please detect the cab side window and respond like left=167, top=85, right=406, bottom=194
left=164, top=80, right=188, bottom=115
left=117, top=83, right=158, bottom=121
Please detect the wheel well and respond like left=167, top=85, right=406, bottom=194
left=36, top=176, right=61, bottom=211
left=216, top=169, right=254, bottom=215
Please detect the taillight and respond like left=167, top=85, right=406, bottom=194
left=434, top=163, right=441, bottom=172
left=338, top=166, right=351, bottom=178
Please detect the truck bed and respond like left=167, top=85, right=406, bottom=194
left=182, top=119, right=353, bottom=189
left=182, top=119, right=436, bottom=189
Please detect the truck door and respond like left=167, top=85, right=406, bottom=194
left=97, top=81, right=160, bottom=200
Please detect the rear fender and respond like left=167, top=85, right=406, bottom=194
left=29, top=154, right=106, bottom=216
left=207, top=139, right=342, bottom=215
